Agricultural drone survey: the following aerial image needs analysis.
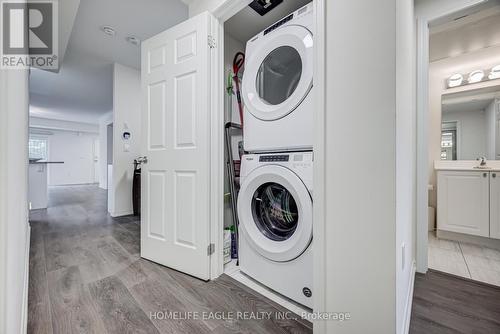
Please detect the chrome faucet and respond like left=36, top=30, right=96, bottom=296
left=477, top=157, right=487, bottom=166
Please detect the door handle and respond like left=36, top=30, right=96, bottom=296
left=484, top=173, right=488, bottom=178
left=136, top=156, right=148, bottom=164
left=493, top=173, right=497, bottom=178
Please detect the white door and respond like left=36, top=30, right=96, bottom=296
left=490, top=172, right=500, bottom=239
left=93, top=138, right=100, bottom=184
left=141, top=12, right=216, bottom=280
left=437, top=171, right=490, bottom=237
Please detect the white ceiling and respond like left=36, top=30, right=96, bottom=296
left=67, top=0, right=188, bottom=70
left=30, top=49, right=114, bottom=123
left=224, top=0, right=311, bottom=43
left=430, top=5, right=500, bottom=62
left=30, top=0, right=188, bottom=124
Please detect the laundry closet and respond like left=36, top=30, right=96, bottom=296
left=221, top=0, right=314, bottom=311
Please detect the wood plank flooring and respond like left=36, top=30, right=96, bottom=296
left=410, top=269, right=500, bottom=334
left=28, top=185, right=312, bottom=334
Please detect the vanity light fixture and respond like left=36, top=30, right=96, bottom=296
left=446, top=66, right=500, bottom=89
left=447, top=73, right=463, bottom=88
left=489, top=65, right=500, bottom=80
left=468, top=70, right=484, bottom=84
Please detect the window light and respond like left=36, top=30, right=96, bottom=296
left=448, top=74, right=463, bottom=88
left=489, top=65, right=500, bottom=80
left=468, top=70, right=484, bottom=84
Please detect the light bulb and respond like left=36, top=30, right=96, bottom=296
left=468, top=70, right=484, bottom=84
left=448, top=73, right=463, bottom=88
left=489, top=65, right=500, bottom=80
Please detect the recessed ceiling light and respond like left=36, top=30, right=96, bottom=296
left=468, top=70, right=484, bottom=84
left=448, top=73, right=463, bottom=88
left=489, top=65, right=500, bottom=80
left=101, top=25, right=116, bottom=37
left=125, top=36, right=140, bottom=46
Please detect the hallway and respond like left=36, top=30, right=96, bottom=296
left=27, top=185, right=312, bottom=334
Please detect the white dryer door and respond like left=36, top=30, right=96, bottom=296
left=242, top=25, right=313, bottom=121
left=238, top=165, right=312, bottom=262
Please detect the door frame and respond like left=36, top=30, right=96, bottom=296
left=415, top=1, right=490, bottom=273
left=210, top=0, right=253, bottom=280
left=208, top=1, right=326, bottom=297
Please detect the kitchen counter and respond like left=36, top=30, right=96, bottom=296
left=29, top=161, right=64, bottom=210
left=434, top=160, right=500, bottom=172
left=29, top=161, right=64, bottom=164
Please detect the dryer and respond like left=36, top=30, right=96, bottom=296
left=242, top=3, right=314, bottom=153
left=237, top=152, right=313, bottom=308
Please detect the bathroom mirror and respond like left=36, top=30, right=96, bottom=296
left=441, top=86, right=500, bottom=160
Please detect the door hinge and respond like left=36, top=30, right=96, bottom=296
left=207, top=35, right=216, bottom=49
left=207, top=243, right=215, bottom=256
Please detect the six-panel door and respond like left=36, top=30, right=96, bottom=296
left=140, top=12, right=215, bottom=280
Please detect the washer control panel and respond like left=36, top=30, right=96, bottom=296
left=259, top=155, right=289, bottom=162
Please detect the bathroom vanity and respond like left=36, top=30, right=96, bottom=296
left=436, top=161, right=500, bottom=242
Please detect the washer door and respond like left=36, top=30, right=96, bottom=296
left=238, top=165, right=312, bottom=262
left=242, top=25, right=313, bottom=121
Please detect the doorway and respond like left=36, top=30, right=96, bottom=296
left=416, top=1, right=500, bottom=287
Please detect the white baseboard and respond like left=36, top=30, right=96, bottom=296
left=20, top=225, right=30, bottom=334
left=401, top=261, right=416, bottom=334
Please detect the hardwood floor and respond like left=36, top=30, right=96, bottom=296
left=28, top=185, right=312, bottom=334
left=410, top=269, right=500, bottom=334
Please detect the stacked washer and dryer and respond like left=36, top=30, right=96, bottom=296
left=237, top=2, right=314, bottom=309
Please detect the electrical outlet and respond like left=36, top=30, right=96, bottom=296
left=401, top=243, right=406, bottom=270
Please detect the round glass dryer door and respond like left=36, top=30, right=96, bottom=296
left=242, top=25, right=313, bottom=121
left=238, top=165, right=312, bottom=262
left=256, top=46, right=302, bottom=106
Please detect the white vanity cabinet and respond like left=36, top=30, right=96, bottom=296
left=437, top=170, right=490, bottom=237
left=490, top=171, right=500, bottom=239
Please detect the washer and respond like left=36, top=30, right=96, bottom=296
left=242, top=3, right=314, bottom=153
left=237, top=152, right=313, bottom=308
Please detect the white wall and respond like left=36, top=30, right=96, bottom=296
left=0, top=68, right=30, bottom=334
left=110, top=63, right=141, bottom=217
left=99, top=112, right=113, bottom=189
left=44, top=130, right=99, bottom=186
left=396, top=0, right=417, bottom=333
left=317, top=0, right=397, bottom=332
left=442, top=109, right=487, bottom=159
left=189, top=0, right=227, bottom=17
